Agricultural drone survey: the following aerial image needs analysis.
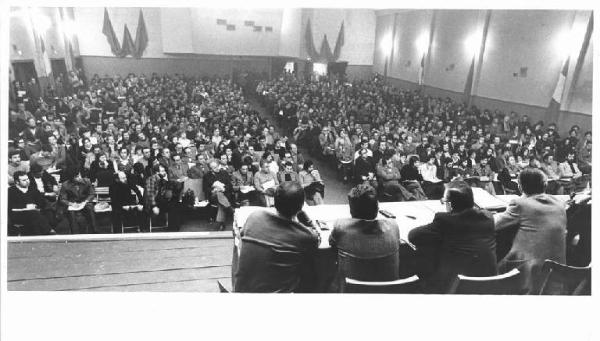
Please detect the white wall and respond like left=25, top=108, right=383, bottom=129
left=74, top=7, right=166, bottom=58
left=373, top=9, right=593, bottom=115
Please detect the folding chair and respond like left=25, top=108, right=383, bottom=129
left=121, top=190, right=144, bottom=233
left=447, top=268, right=526, bottom=295
left=537, top=260, right=591, bottom=295
left=149, top=212, right=169, bottom=232
left=94, top=186, right=112, bottom=214
left=344, top=275, right=423, bottom=294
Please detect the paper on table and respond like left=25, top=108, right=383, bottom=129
left=472, top=187, right=507, bottom=210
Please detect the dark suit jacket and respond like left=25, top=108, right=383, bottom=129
left=329, top=218, right=403, bottom=285
left=234, top=210, right=320, bottom=293
left=409, top=208, right=498, bottom=293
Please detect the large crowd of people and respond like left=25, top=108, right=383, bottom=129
left=7, top=70, right=592, bottom=241
left=7, top=67, right=591, bottom=295
left=8, top=72, right=316, bottom=235
left=257, top=73, right=592, bottom=201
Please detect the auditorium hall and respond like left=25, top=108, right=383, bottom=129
left=4, top=7, right=593, bottom=298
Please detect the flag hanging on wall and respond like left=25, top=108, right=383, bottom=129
left=547, top=56, right=570, bottom=114
left=102, top=8, right=121, bottom=56
left=332, top=21, right=345, bottom=60
left=319, top=35, right=333, bottom=62
left=305, top=19, right=318, bottom=61
left=39, top=36, right=52, bottom=77
left=463, top=57, right=475, bottom=105
left=120, top=24, right=136, bottom=57
left=418, top=54, right=425, bottom=86
left=133, top=9, right=148, bottom=58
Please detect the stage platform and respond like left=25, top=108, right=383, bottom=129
left=7, top=232, right=233, bottom=292
left=7, top=193, right=576, bottom=292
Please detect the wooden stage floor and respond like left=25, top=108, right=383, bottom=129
left=7, top=233, right=233, bottom=292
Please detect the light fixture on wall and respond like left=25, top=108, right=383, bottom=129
left=415, top=32, right=429, bottom=56
left=554, top=23, right=586, bottom=60
left=381, top=32, right=393, bottom=56
left=464, top=31, right=482, bottom=58
left=31, top=8, right=52, bottom=32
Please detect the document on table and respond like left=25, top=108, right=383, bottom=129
left=472, top=187, right=508, bottom=211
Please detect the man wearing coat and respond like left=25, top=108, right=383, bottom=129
left=409, top=180, right=498, bottom=293
left=494, top=168, right=567, bottom=293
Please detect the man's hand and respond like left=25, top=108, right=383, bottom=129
left=152, top=206, right=160, bottom=215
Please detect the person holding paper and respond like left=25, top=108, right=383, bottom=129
left=8, top=171, right=56, bottom=235
left=59, top=168, right=97, bottom=234
left=232, top=164, right=255, bottom=206
left=204, top=161, right=234, bottom=230
left=419, top=154, right=446, bottom=200
left=299, top=160, right=324, bottom=205
left=254, top=159, right=279, bottom=207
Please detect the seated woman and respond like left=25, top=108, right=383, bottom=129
left=418, top=155, right=446, bottom=200
left=399, top=156, right=428, bottom=200
left=299, top=160, right=325, bottom=205
left=376, top=156, right=415, bottom=201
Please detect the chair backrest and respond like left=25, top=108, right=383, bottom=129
left=337, top=251, right=400, bottom=286
left=95, top=186, right=110, bottom=202
left=344, top=275, right=422, bottom=294
left=234, top=239, right=306, bottom=293
left=537, top=260, right=591, bottom=295
left=447, top=268, right=525, bottom=295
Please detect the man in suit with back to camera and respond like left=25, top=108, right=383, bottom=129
left=234, top=181, right=320, bottom=293
left=494, top=167, right=567, bottom=293
left=329, top=184, right=410, bottom=292
left=409, top=180, right=498, bottom=293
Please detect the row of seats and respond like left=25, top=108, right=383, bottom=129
left=217, top=259, right=591, bottom=295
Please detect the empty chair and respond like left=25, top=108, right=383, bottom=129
left=447, top=268, right=525, bottom=295
left=343, top=275, right=422, bottom=293
left=537, top=260, right=591, bottom=295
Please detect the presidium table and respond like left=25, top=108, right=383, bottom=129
left=232, top=189, right=572, bottom=292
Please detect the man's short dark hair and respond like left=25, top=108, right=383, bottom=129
left=9, top=150, right=20, bottom=159
left=519, top=168, right=546, bottom=195
left=348, top=184, right=378, bottom=220
left=40, top=144, right=53, bottom=153
left=13, top=170, right=28, bottom=184
left=445, top=180, right=474, bottom=212
left=274, top=181, right=305, bottom=218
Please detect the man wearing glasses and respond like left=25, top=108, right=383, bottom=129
left=408, top=180, right=498, bottom=293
